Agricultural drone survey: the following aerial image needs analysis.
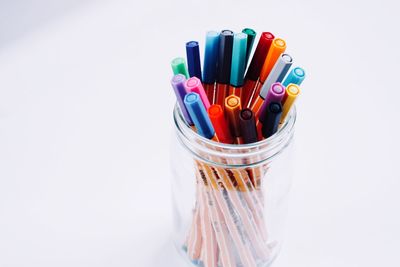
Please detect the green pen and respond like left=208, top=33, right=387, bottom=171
left=171, top=57, right=189, bottom=78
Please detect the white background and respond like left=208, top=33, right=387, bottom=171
left=0, top=0, right=399, bottom=266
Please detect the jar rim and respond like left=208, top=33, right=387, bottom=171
left=173, top=103, right=296, bottom=166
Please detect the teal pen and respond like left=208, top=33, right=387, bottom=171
left=282, top=67, right=306, bottom=87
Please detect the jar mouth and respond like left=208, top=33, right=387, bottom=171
left=173, top=103, right=296, bottom=167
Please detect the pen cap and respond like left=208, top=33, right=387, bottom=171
left=259, top=53, right=293, bottom=99
left=186, top=41, right=202, bottom=80
left=245, top=32, right=275, bottom=81
left=281, top=84, right=300, bottom=123
left=171, top=74, right=193, bottom=125
left=208, top=104, right=234, bottom=144
left=185, top=77, right=211, bottom=110
left=217, top=30, right=234, bottom=84
left=258, top=82, right=286, bottom=123
left=171, top=57, right=189, bottom=79
left=283, top=67, right=306, bottom=87
left=203, top=31, right=220, bottom=84
left=261, top=102, right=282, bottom=138
left=242, top=28, right=256, bottom=67
left=239, top=108, right=258, bottom=144
left=184, top=92, right=215, bottom=139
left=230, top=33, right=248, bottom=87
left=225, top=95, right=242, bottom=137
left=259, top=38, right=287, bottom=83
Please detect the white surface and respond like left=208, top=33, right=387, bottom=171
left=0, top=0, right=399, bottom=266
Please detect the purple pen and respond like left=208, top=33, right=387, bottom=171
left=258, top=82, right=286, bottom=123
left=171, top=74, right=193, bottom=125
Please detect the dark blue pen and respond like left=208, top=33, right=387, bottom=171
left=186, top=41, right=202, bottom=81
left=261, top=102, right=282, bottom=138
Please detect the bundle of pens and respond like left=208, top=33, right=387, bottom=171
left=170, top=29, right=305, bottom=267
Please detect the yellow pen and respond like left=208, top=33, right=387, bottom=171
left=281, top=83, right=301, bottom=123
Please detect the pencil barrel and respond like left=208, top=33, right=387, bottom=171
left=171, top=104, right=296, bottom=267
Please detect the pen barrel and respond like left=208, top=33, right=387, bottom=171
left=247, top=81, right=263, bottom=109
left=228, top=85, right=243, bottom=100
left=203, top=83, right=216, bottom=104
left=242, top=79, right=257, bottom=107
left=171, top=104, right=297, bottom=267
left=215, top=83, right=229, bottom=108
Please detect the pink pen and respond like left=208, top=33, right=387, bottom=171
left=185, top=77, right=211, bottom=110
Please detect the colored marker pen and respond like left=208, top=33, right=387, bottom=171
left=171, top=74, right=193, bottom=125
left=282, top=67, right=306, bottom=87
left=186, top=41, right=202, bottom=80
left=261, top=102, right=282, bottom=138
left=242, top=28, right=256, bottom=68
left=171, top=57, right=189, bottom=78
left=215, top=30, right=234, bottom=109
left=252, top=54, right=293, bottom=119
left=208, top=104, right=234, bottom=144
left=229, top=33, right=247, bottom=100
left=184, top=92, right=218, bottom=141
left=203, top=31, right=220, bottom=103
left=242, top=32, right=275, bottom=108
left=258, top=82, right=286, bottom=124
left=239, top=109, right=258, bottom=144
left=281, top=83, right=300, bottom=123
left=185, top=77, right=211, bottom=110
left=259, top=54, right=293, bottom=100
left=225, top=95, right=242, bottom=144
left=248, top=38, right=286, bottom=110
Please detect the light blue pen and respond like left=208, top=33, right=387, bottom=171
left=283, top=67, right=306, bottom=87
left=184, top=92, right=216, bottom=140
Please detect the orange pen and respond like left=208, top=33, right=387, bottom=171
left=259, top=38, right=287, bottom=82
left=225, top=95, right=242, bottom=144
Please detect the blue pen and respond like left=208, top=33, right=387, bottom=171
left=203, top=31, right=220, bottom=103
left=229, top=32, right=247, bottom=98
left=261, top=102, right=283, bottom=138
left=282, top=67, right=306, bottom=87
left=184, top=92, right=216, bottom=140
left=186, top=41, right=202, bottom=81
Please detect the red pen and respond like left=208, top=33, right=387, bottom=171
left=208, top=104, right=234, bottom=144
left=242, top=32, right=274, bottom=107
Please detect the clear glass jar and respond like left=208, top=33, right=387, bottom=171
left=170, top=104, right=296, bottom=267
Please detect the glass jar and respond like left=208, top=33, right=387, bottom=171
left=170, top=104, right=296, bottom=267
